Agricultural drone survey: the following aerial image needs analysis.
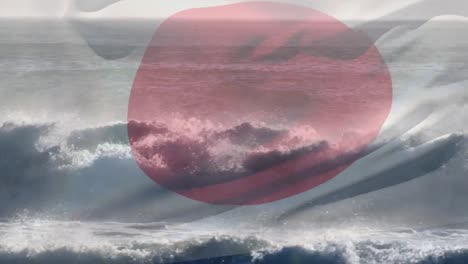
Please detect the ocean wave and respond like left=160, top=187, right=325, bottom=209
left=2, top=219, right=468, bottom=264
left=4, top=245, right=468, bottom=264
left=0, top=118, right=465, bottom=223
left=0, top=246, right=347, bottom=264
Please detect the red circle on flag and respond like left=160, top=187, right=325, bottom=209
left=128, top=2, right=392, bottom=205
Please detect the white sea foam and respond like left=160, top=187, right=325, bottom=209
left=1, top=218, right=468, bottom=264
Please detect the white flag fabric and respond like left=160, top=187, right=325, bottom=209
left=1, top=1, right=468, bottom=263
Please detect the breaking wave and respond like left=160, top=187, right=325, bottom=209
left=0, top=119, right=368, bottom=214
left=2, top=219, right=468, bottom=264
left=0, top=118, right=465, bottom=223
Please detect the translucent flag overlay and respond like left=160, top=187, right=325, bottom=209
left=1, top=1, right=468, bottom=264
